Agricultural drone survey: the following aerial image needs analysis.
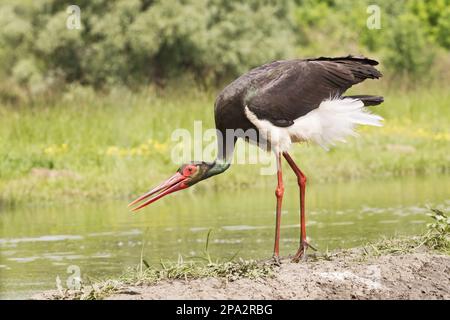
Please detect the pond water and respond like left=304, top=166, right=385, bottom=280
left=1, top=175, right=449, bottom=299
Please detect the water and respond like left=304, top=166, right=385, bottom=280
left=1, top=175, right=449, bottom=299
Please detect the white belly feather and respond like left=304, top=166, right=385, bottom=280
left=244, top=97, right=383, bottom=152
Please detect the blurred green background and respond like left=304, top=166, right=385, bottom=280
left=0, top=0, right=449, bottom=203
left=1, top=0, right=449, bottom=94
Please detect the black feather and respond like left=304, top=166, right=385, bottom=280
left=344, top=95, right=384, bottom=106
left=214, top=55, right=384, bottom=158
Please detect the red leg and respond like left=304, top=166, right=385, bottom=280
left=283, top=152, right=315, bottom=262
left=273, top=152, right=284, bottom=262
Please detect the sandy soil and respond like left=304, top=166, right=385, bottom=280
left=104, top=251, right=450, bottom=300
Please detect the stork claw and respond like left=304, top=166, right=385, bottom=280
left=262, top=255, right=282, bottom=266
left=308, top=243, right=318, bottom=252
left=291, top=240, right=317, bottom=263
left=272, top=255, right=282, bottom=266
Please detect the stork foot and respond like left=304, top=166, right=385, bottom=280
left=271, top=254, right=282, bottom=266
left=291, top=240, right=317, bottom=263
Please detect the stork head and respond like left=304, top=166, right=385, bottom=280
left=128, top=161, right=228, bottom=211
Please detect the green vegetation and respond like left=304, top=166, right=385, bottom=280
left=0, top=0, right=295, bottom=96
left=0, top=0, right=449, bottom=101
left=422, top=209, right=450, bottom=252
left=51, top=258, right=275, bottom=300
left=0, top=84, right=449, bottom=205
left=52, top=229, right=275, bottom=300
left=363, top=208, right=450, bottom=256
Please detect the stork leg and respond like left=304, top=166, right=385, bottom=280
left=282, top=152, right=316, bottom=262
left=272, top=152, right=284, bottom=264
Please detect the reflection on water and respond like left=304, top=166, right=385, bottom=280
left=0, top=175, right=449, bottom=299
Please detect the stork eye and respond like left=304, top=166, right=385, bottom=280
left=183, top=165, right=197, bottom=176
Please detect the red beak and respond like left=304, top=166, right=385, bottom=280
left=128, top=172, right=188, bottom=212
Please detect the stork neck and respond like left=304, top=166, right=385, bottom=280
left=207, top=127, right=234, bottom=178
left=206, top=159, right=231, bottom=178
left=216, top=128, right=236, bottom=164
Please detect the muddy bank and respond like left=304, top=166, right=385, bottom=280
left=106, top=252, right=449, bottom=300
left=36, top=249, right=450, bottom=300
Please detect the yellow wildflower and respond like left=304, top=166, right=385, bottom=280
left=43, top=143, right=69, bottom=155
left=106, top=146, right=120, bottom=156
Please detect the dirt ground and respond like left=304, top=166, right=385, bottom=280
left=100, top=251, right=450, bottom=300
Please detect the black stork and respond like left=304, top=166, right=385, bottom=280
left=129, top=55, right=384, bottom=262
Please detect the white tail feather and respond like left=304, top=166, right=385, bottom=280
left=244, top=97, right=383, bottom=153
left=288, top=97, right=383, bottom=149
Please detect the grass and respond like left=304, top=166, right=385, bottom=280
left=52, top=258, right=275, bottom=300
left=51, top=229, right=275, bottom=300
left=45, top=208, right=449, bottom=300
left=0, top=84, right=449, bottom=205
left=361, top=208, right=450, bottom=257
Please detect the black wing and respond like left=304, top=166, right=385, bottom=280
left=245, top=56, right=382, bottom=127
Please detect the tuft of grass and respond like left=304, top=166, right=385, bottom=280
left=422, top=208, right=450, bottom=252
left=51, top=259, right=275, bottom=300
left=362, top=208, right=450, bottom=257
left=50, top=230, right=275, bottom=300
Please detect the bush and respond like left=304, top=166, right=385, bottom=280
left=384, top=13, right=436, bottom=78
left=409, top=0, right=450, bottom=49
left=0, top=0, right=448, bottom=98
left=0, top=0, right=296, bottom=91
